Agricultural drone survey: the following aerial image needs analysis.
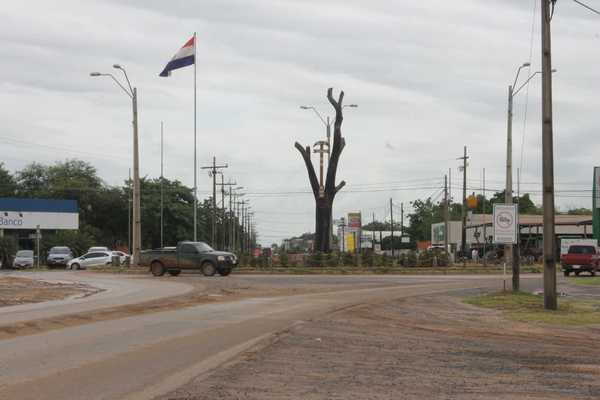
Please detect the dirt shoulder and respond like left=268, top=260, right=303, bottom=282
left=0, top=273, right=407, bottom=340
left=157, top=292, right=600, bottom=400
left=0, top=277, right=100, bottom=307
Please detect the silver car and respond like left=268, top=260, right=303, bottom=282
left=13, top=250, right=34, bottom=268
left=67, top=251, right=113, bottom=270
left=46, top=246, right=74, bottom=267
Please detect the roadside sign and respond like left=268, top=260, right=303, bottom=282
left=493, top=204, right=518, bottom=244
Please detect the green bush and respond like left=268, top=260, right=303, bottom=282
left=341, top=252, right=354, bottom=267
left=309, top=252, right=323, bottom=268
left=327, top=252, right=340, bottom=268
left=362, top=251, right=374, bottom=267
left=41, top=229, right=96, bottom=258
left=279, top=252, right=289, bottom=267
left=404, top=251, right=418, bottom=267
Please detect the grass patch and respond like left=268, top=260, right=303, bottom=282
left=569, top=277, right=600, bottom=286
left=465, top=291, right=600, bottom=326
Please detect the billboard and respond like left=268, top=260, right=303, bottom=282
left=493, top=204, right=518, bottom=244
left=347, top=212, right=362, bottom=228
left=0, top=198, right=79, bottom=230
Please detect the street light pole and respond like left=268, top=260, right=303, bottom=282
left=506, top=62, right=530, bottom=291
left=90, top=66, right=141, bottom=265
left=132, top=86, right=141, bottom=264
left=507, top=62, right=556, bottom=291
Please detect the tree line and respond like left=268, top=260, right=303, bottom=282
left=0, top=160, right=246, bottom=257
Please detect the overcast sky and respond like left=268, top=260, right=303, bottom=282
left=1, top=0, right=599, bottom=245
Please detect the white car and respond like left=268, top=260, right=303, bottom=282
left=87, top=246, right=109, bottom=253
left=67, top=251, right=113, bottom=270
left=112, top=251, right=130, bottom=265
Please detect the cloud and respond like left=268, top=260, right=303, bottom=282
left=1, top=0, right=599, bottom=244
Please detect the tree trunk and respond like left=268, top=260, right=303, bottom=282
left=315, top=197, right=332, bottom=252
left=295, top=88, right=346, bottom=253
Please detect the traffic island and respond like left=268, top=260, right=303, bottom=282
left=464, top=291, right=600, bottom=326
left=0, top=277, right=100, bottom=307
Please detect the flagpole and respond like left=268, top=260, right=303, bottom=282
left=193, top=31, right=198, bottom=242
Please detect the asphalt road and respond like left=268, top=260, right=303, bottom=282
left=0, top=273, right=541, bottom=400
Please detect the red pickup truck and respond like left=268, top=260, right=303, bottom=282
left=561, top=245, right=600, bottom=277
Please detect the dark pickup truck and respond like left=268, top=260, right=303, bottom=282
left=141, top=241, right=237, bottom=277
left=561, top=245, right=599, bottom=277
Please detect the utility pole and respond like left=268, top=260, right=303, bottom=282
left=216, top=176, right=236, bottom=249
left=541, top=0, right=557, bottom=310
left=132, top=87, right=141, bottom=265
left=372, top=212, right=376, bottom=251
left=400, top=203, right=404, bottom=238
left=458, top=146, right=469, bottom=261
left=506, top=83, right=515, bottom=281
left=160, top=121, right=164, bottom=248
left=201, top=157, right=228, bottom=248
left=390, top=198, right=394, bottom=257
left=444, top=174, right=449, bottom=255
left=128, top=168, right=131, bottom=254
left=313, top=140, right=330, bottom=198
left=238, top=200, right=246, bottom=253
left=483, top=168, right=487, bottom=267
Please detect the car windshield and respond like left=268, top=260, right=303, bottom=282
left=196, top=243, right=214, bottom=252
left=50, top=247, right=70, bottom=254
left=16, top=250, right=33, bottom=257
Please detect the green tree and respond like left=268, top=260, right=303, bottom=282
left=0, top=163, right=16, bottom=197
left=0, top=236, right=17, bottom=269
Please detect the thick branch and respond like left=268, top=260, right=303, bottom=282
left=335, top=180, right=346, bottom=194
left=324, top=88, right=346, bottom=195
left=295, top=141, right=320, bottom=199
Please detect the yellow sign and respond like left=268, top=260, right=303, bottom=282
left=345, top=233, right=355, bottom=252
left=467, top=194, right=478, bottom=209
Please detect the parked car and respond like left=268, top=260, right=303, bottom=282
left=142, top=241, right=237, bottom=277
left=560, top=245, right=600, bottom=277
left=87, top=246, right=109, bottom=253
left=46, top=246, right=74, bottom=267
left=112, top=251, right=130, bottom=265
left=13, top=250, right=34, bottom=268
left=67, top=251, right=113, bottom=270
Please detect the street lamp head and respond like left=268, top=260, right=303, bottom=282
left=113, top=64, right=122, bottom=70
left=522, top=62, right=531, bottom=68
left=347, top=104, right=358, bottom=108
left=90, top=72, right=101, bottom=77
left=300, top=106, right=310, bottom=110
left=551, top=69, right=557, bottom=73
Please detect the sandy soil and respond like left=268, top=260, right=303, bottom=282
left=0, top=277, right=99, bottom=307
left=0, top=274, right=397, bottom=340
left=158, top=293, right=600, bottom=400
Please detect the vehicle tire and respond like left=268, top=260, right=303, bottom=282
left=168, top=269, right=181, bottom=276
left=564, top=271, right=570, bottom=277
left=71, top=263, right=80, bottom=271
left=591, top=270, right=596, bottom=277
left=575, top=271, right=581, bottom=277
left=151, top=261, right=166, bottom=277
left=218, top=268, right=232, bottom=277
left=201, top=262, right=217, bottom=277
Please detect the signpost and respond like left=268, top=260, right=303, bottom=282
left=493, top=204, right=519, bottom=291
left=593, top=167, right=600, bottom=240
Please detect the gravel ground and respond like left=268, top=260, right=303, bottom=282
left=158, top=292, right=600, bottom=400
left=0, top=277, right=99, bottom=307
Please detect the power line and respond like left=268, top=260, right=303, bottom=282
left=573, top=0, right=600, bottom=15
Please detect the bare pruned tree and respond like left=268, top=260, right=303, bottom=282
left=295, top=88, right=347, bottom=253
